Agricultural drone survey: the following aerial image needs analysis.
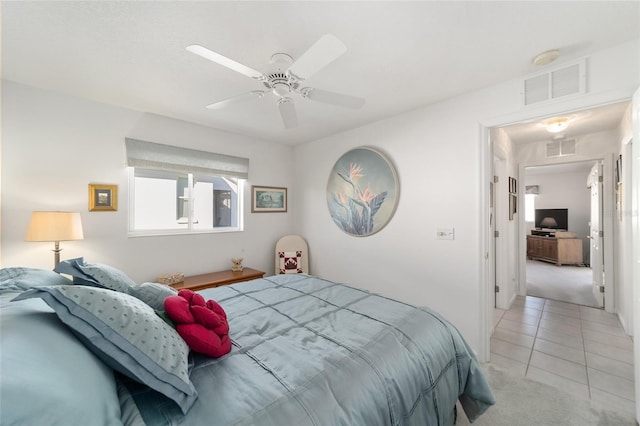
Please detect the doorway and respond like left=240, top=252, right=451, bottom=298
left=522, top=160, right=602, bottom=308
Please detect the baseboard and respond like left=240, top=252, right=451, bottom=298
left=617, top=312, right=632, bottom=336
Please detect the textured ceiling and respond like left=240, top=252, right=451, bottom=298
left=2, top=1, right=639, bottom=145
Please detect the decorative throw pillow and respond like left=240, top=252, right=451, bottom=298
left=0, top=267, right=72, bottom=293
left=130, top=282, right=178, bottom=311
left=12, top=286, right=197, bottom=414
left=164, top=289, right=231, bottom=358
left=76, top=262, right=137, bottom=293
left=55, top=258, right=137, bottom=293
left=278, top=251, right=303, bottom=274
left=54, top=257, right=101, bottom=286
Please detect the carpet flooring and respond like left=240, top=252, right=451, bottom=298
left=455, top=364, right=637, bottom=425
left=525, top=260, right=599, bottom=307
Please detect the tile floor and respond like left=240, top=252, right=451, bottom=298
left=491, top=295, right=635, bottom=417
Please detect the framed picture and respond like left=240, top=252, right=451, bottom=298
left=509, top=194, right=517, bottom=220
left=252, top=186, right=287, bottom=212
left=326, top=146, right=399, bottom=237
left=89, top=184, right=118, bottom=211
left=508, top=177, right=517, bottom=194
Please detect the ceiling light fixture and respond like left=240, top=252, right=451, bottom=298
left=543, top=117, right=570, bottom=133
left=532, top=49, right=560, bottom=66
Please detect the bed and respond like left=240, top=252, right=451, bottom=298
left=0, top=264, right=494, bottom=425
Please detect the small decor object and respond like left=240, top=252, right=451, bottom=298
left=156, top=272, right=185, bottom=286
left=326, top=146, right=399, bottom=237
left=164, top=289, right=231, bottom=358
left=278, top=251, right=303, bottom=274
left=252, top=186, right=287, bottom=212
left=89, top=184, right=118, bottom=211
left=231, top=257, right=244, bottom=272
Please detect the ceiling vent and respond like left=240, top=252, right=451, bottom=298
left=523, top=59, right=587, bottom=106
left=546, top=139, right=576, bottom=157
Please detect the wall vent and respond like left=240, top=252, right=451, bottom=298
left=546, top=139, right=576, bottom=157
left=523, top=59, right=587, bottom=107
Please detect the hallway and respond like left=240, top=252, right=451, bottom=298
left=491, top=295, right=635, bottom=418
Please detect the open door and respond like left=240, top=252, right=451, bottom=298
left=492, top=155, right=509, bottom=310
left=587, top=161, right=604, bottom=308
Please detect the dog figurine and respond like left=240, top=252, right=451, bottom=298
left=231, top=257, right=244, bottom=272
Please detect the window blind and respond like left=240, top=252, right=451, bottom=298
left=125, top=138, right=249, bottom=179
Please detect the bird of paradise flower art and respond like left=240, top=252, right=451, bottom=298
left=328, top=162, right=388, bottom=235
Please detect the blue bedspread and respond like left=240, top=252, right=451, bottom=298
left=120, top=274, right=494, bottom=425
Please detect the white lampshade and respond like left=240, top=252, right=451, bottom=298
left=26, top=211, right=84, bottom=242
left=26, top=211, right=84, bottom=268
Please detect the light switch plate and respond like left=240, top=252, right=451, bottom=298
left=436, top=228, right=455, bottom=240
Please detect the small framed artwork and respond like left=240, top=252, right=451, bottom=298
left=89, top=184, right=118, bottom=211
left=509, top=194, right=517, bottom=220
left=252, top=186, right=287, bottom=213
left=508, top=177, right=517, bottom=194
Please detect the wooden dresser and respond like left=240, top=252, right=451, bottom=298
left=170, top=268, right=265, bottom=291
left=526, top=235, right=583, bottom=266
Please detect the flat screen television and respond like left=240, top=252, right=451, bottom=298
left=535, top=208, right=568, bottom=230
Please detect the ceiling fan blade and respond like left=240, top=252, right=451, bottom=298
left=206, top=91, right=266, bottom=110
left=278, top=98, right=298, bottom=129
left=302, top=88, right=365, bottom=109
left=187, top=45, right=264, bottom=80
left=287, top=34, right=347, bottom=81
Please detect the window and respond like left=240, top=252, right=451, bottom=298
left=525, top=193, right=536, bottom=222
left=126, top=138, right=248, bottom=236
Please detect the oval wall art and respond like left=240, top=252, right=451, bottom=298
left=326, top=146, right=399, bottom=237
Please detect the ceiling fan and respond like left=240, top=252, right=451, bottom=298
left=186, top=34, right=365, bottom=129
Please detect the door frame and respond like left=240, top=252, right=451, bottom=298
left=479, top=92, right=633, bottom=362
left=517, top=156, right=612, bottom=310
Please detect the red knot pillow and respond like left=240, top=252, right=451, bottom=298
left=164, top=289, right=231, bottom=358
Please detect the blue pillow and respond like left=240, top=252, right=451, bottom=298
left=55, top=258, right=137, bottom=292
left=130, top=282, right=177, bottom=311
left=1, top=292, right=122, bottom=425
left=55, top=259, right=177, bottom=311
left=13, top=286, right=197, bottom=414
left=0, top=267, right=72, bottom=293
left=54, top=257, right=101, bottom=286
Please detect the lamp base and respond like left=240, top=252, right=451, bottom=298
left=52, top=241, right=62, bottom=269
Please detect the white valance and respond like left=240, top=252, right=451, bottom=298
left=125, top=138, right=249, bottom=179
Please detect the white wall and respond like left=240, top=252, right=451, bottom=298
left=293, top=40, right=639, bottom=354
left=1, top=81, right=295, bottom=282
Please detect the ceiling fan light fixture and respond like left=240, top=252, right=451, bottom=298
left=532, top=49, right=560, bottom=66
left=272, top=82, right=290, bottom=98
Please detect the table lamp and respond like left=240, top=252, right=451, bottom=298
left=25, top=211, right=84, bottom=268
left=539, top=217, right=558, bottom=229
